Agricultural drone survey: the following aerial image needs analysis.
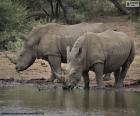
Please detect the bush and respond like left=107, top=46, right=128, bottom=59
left=64, top=0, right=117, bottom=23
left=0, top=0, right=35, bottom=50
left=14, top=0, right=117, bottom=24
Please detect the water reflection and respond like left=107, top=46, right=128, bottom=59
left=0, top=86, right=140, bottom=116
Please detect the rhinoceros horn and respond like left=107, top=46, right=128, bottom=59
left=4, top=52, right=16, bottom=64
left=19, top=33, right=28, bottom=41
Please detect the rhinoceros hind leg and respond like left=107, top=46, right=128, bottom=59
left=93, top=63, right=105, bottom=88
left=113, top=68, right=121, bottom=88
left=82, top=71, right=90, bottom=89
left=116, top=61, right=131, bottom=88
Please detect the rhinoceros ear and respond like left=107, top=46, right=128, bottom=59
left=19, top=33, right=28, bottom=41
left=74, top=36, right=86, bottom=61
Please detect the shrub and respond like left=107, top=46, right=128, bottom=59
left=0, top=0, right=35, bottom=50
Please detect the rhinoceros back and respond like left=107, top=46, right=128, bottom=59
left=85, top=30, right=133, bottom=73
left=28, top=23, right=107, bottom=61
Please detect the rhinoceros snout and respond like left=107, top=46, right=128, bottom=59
left=15, top=66, right=20, bottom=72
left=15, top=65, right=24, bottom=72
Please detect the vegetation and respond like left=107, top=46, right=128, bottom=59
left=0, top=0, right=36, bottom=50
left=0, top=0, right=140, bottom=50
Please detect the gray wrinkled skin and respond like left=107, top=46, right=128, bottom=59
left=16, top=44, right=36, bottom=72
left=64, top=30, right=135, bottom=89
left=15, top=23, right=109, bottom=87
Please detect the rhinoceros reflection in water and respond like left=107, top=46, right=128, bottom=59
left=0, top=87, right=140, bottom=116
left=5, top=22, right=111, bottom=89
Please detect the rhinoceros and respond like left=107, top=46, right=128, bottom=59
left=6, top=23, right=111, bottom=87
left=62, top=30, right=135, bottom=89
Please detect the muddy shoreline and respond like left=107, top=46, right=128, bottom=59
left=0, top=51, right=140, bottom=92
left=0, top=78, right=140, bottom=92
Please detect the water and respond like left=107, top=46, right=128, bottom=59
left=0, top=85, right=140, bottom=116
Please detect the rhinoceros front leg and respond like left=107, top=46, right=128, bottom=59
left=82, top=71, right=89, bottom=89
left=93, top=63, right=105, bottom=88
left=47, top=56, right=61, bottom=82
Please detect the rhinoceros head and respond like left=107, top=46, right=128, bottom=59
left=15, top=33, right=36, bottom=72
left=63, top=36, right=86, bottom=89
left=5, top=33, right=36, bottom=72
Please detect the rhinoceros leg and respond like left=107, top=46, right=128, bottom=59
left=103, top=73, right=111, bottom=81
left=113, top=68, right=121, bottom=87
left=82, top=71, right=89, bottom=89
left=116, top=62, right=130, bottom=88
left=93, top=63, right=105, bottom=88
left=47, top=56, right=61, bottom=82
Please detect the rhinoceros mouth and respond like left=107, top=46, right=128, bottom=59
left=16, top=66, right=28, bottom=72
left=15, top=57, right=36, bottom=72
left=15, top=63, right=32, bottom=72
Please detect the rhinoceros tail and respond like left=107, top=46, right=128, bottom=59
left=129, top=40, right=135, bottom=64
left=124, top=40, right=135, bottom=67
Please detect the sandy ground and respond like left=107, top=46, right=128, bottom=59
left=0, top=16, right=140, bottom=90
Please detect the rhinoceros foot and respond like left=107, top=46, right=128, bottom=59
left=114, top=83, right=124, bottom=88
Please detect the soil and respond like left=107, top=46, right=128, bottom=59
left=0, top=16, right=140, bottom=91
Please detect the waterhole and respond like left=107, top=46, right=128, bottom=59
left=0, top=85, right=140, bottom=116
